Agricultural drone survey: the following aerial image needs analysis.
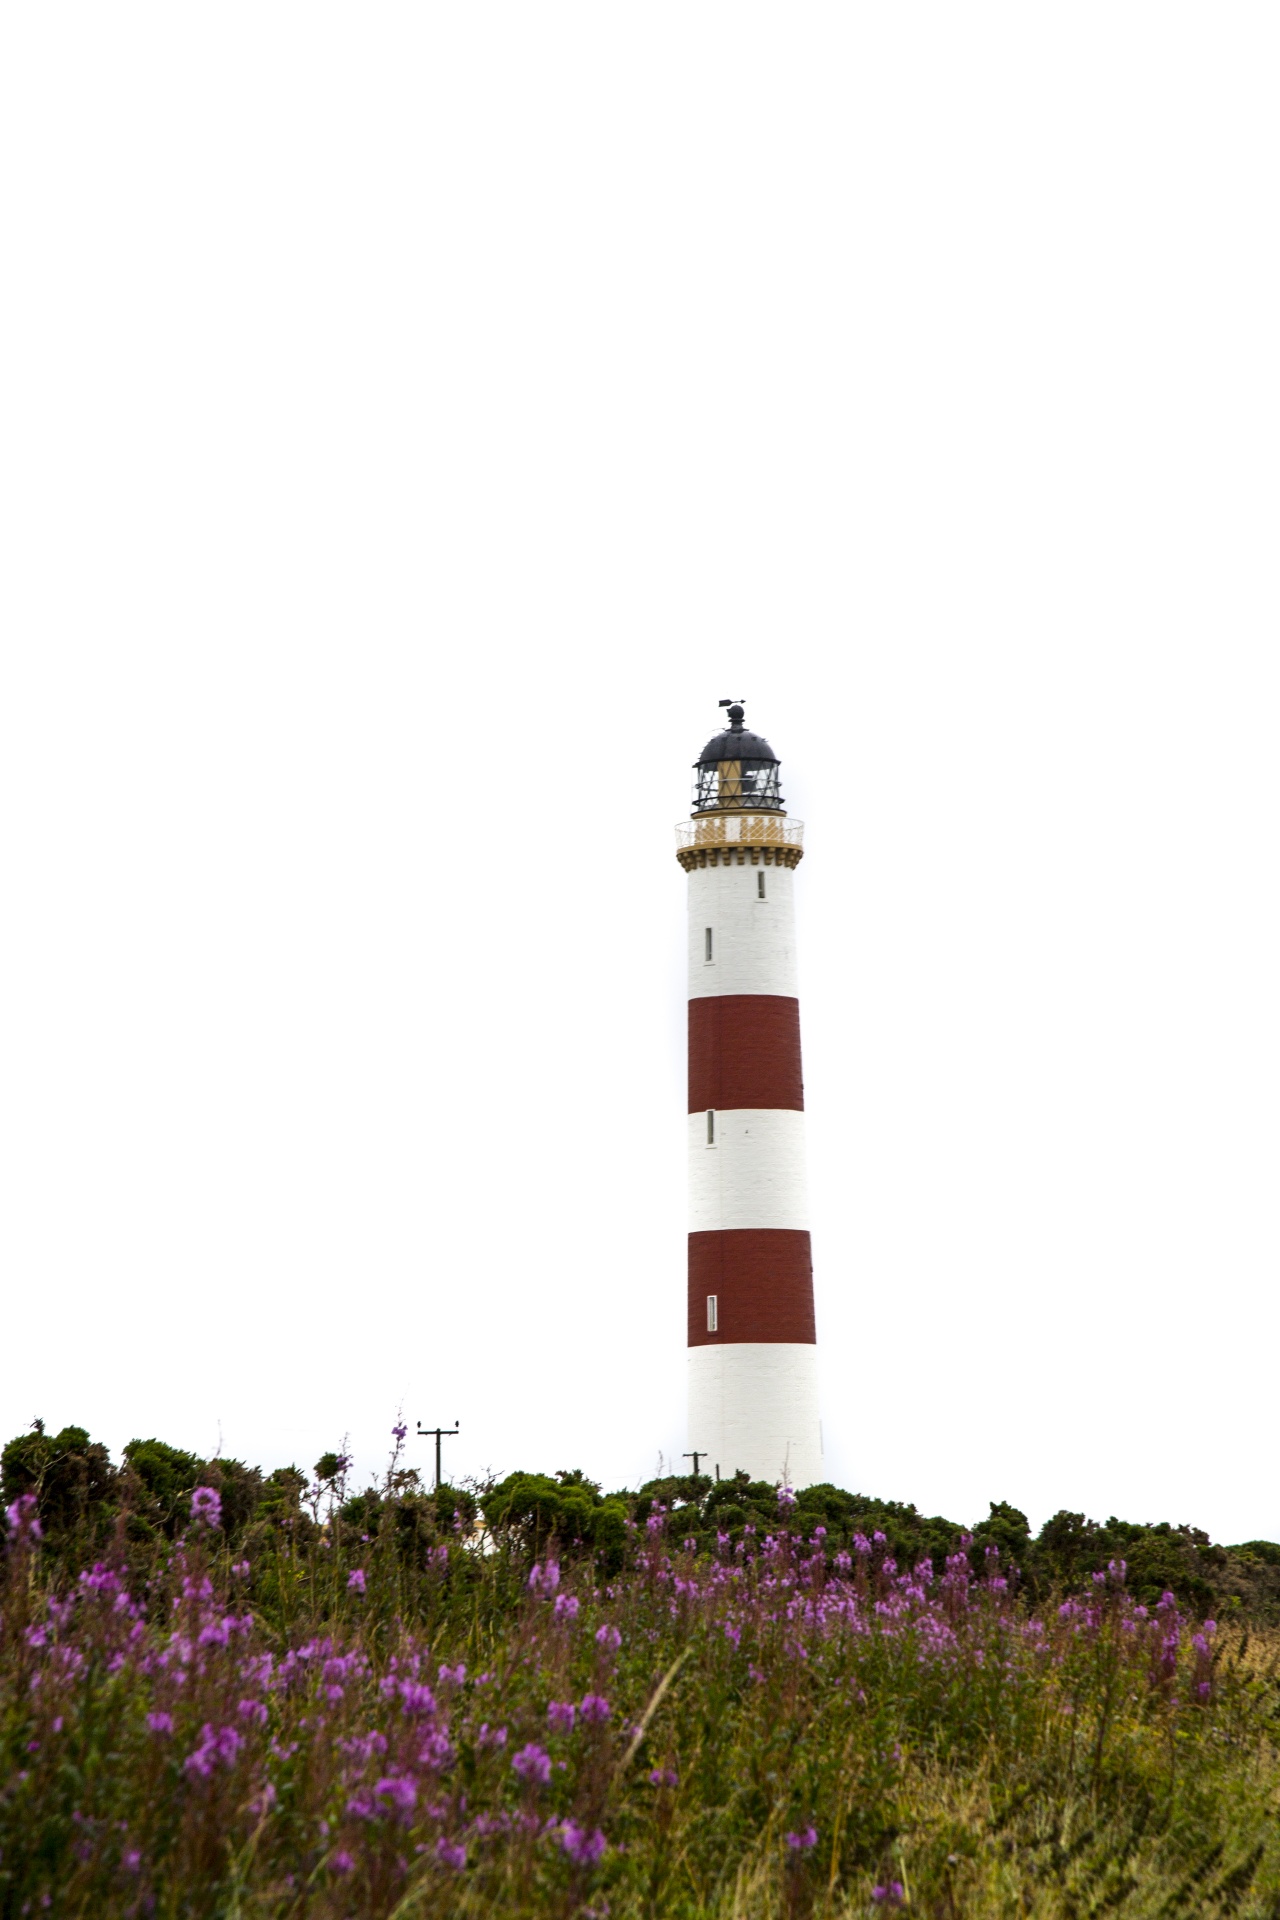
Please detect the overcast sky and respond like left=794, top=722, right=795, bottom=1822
left=2, top=7, right=1277, bottom=1543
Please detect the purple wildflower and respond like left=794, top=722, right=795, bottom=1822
left=189, top=1486, right=222, bottom=1530
left=871, top=1882, right=906, bottom=1906
left=595, top=1624, right=621, bottom=1651
left=5, top=1493, right=42, bottom=1540
left=347, top=1569, right=366, bottom=1594
left=418, top=1729, right=455, bottom=1770
left=559, top=1820, right=607, bottom=1864
left=331, top=1850, right=354, bottom=1873
left=786, top=1825, right=818, bottom=1851
left=375, top=1775, right=417, bottom=1816
left=237, top=1699, right=268, bottom=1726
left=580, top=1693, right=611, bottom=1724
left=392, top=1422, right=408, bottom=1441
left=184, top=1724, right=242, bottom=1776
left=399, top=1681, right=437, bottom=1717
left=146, top=1712, right=173, bottom=1737
left=648, top=1766, right=679, bottom=1787
left=511, top=1742, right=552, bottom=1785
left=547, top=1700, right=577, bottom=1733
left=554, top=1593, right=580, bottom=1621
left=437, top=1837, right=468, bottom=1870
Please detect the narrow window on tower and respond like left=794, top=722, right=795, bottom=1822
left=757, top=871, right=766, bottom=899
left=706, top=1294, right=718, bottom=1332
left=706, top=1109, right=715, bottom=1146
left=704, top=927, right=714, bottom=962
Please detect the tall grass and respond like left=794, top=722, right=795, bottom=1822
left=5, top=1475, right=1280, bottom=1919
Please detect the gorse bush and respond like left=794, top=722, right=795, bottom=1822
left=4, top=1427, right=1280, bottom=1917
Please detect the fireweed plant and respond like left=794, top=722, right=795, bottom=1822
left=4, top=1456, right=1280, bottom=1916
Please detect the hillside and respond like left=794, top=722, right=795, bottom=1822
left=4, top=1424, right=1280, bottom=1916
left=8, top=1421, right=1280, bottom=1625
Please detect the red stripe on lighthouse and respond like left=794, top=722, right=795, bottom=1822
left=687, top=995, right=804, bottom=1114
left=687, top=1228, right=816, bottom=1346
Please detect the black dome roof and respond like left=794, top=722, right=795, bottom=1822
left=696, top=727, right=778, bottom=766
left=695, top=705, right=779, bottom=767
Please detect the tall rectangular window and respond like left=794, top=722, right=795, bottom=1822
left=706, top=1109, right=715, bottom=1145
left=704, top=927, right=713, bottom=962
left=757, top=871, right=766, bottom=899
left=706, top=1294, right=718, bottom=1332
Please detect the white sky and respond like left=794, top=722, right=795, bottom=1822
left=2, top=7, right=1277, bottom=1544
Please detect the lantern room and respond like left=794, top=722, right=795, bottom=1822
left=692, top=703, right=784, bottom=814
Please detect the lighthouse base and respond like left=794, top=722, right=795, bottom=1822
left=687, top=1342, right=823, bottom=1490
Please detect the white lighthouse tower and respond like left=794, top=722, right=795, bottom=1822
left=676, top=702, right=823, bottom=1489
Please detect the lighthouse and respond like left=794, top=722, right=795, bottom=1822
left=676, top=703, right=823, bottom=1489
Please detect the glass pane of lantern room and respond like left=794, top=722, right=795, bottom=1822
left=745, top=763, right=781, bottom=808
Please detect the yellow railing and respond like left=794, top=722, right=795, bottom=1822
left=674, top=814, right=804, bottom=852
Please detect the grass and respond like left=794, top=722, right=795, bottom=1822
left=5, top=1462, right=1280, bottom=1919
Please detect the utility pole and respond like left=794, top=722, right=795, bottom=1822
left=416, top=1421, right=459, bottom=1491
left=682, top=1451, right=705, bottom=1478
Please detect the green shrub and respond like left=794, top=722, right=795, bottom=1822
left=1, top=1422, right=115, bottom=1562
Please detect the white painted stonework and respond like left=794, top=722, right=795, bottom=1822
left=687, top=861, right=798, bottom=1000
left=687, top=1108, right=809, bottom=1231
left=687, top=1342, right=824, bottom=1489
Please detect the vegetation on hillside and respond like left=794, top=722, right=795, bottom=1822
left=7, top=1421, right=1280, bottom=1625
left=4, top=1422, right=1280, bottom=1916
